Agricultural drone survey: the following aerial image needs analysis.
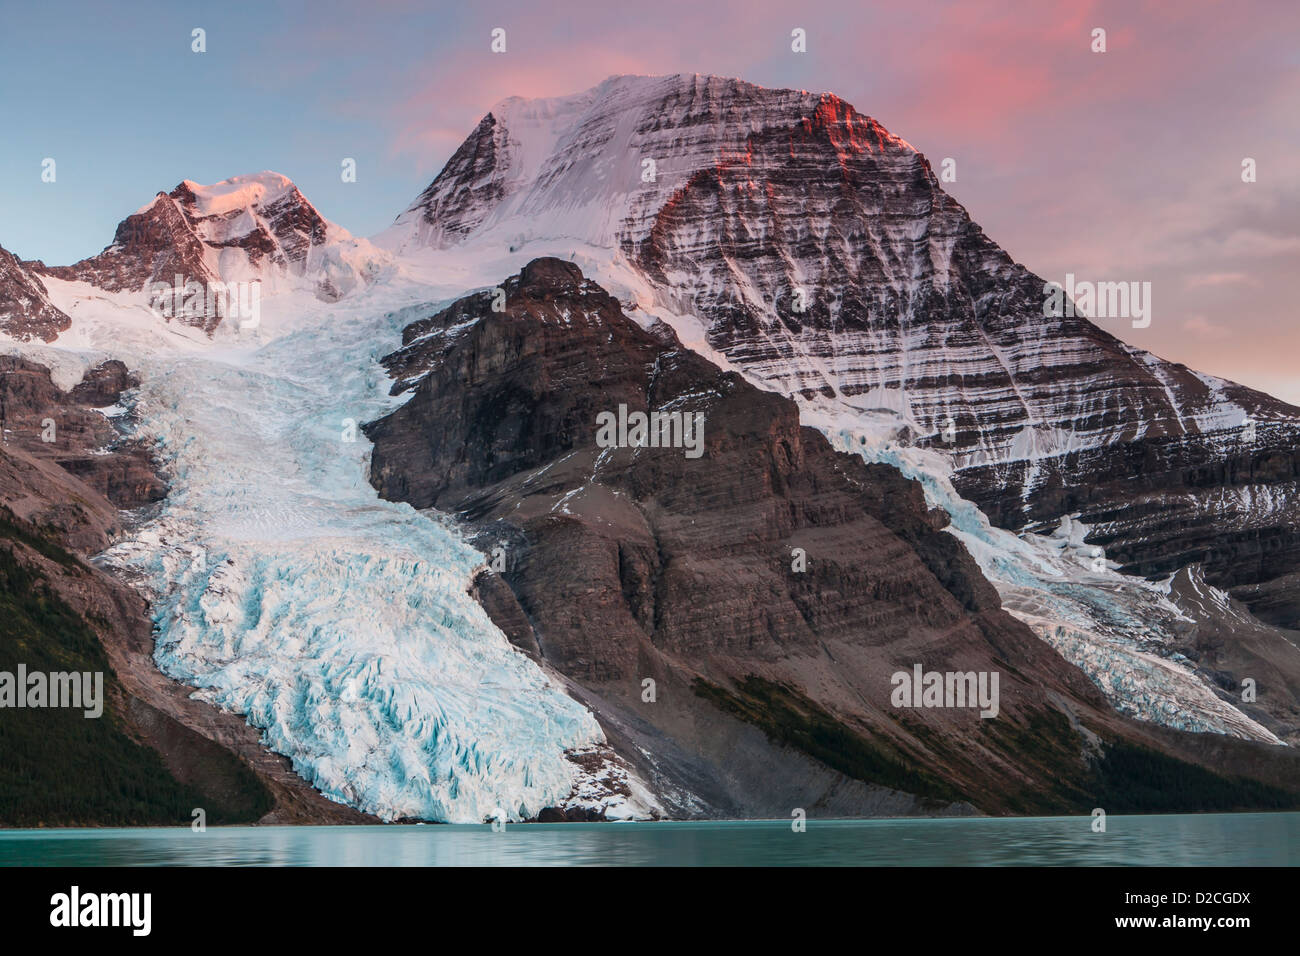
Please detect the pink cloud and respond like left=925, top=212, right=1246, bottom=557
left=1187, top=272, right=1252, bottom=287
left=1182, top=315, right=1231, bottom=340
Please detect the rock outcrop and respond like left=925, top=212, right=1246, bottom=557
left=0, top=355, right=164, bottom=539
left=365, top=258, right=1300, bottom=815
left=0, top=243, right=69, bottom=342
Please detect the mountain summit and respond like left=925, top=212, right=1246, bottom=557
left=29, top=172, right=388, bottom=326
left=387, top=73, right=1300, bottom=595
left=2, top=74, right=1298, bottom=824
left=382, top=73, right=917, bottom=254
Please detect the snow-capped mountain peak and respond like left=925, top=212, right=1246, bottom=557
left=178, top=170, right=300, bottom=217
left=33, top=171, right=390, bottom=327
left=382, top=72, right=1300, bottom=599
left=377, top=73, right=916, bottom=255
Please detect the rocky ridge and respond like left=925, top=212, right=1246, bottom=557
left=365, top=258, right=1300, bottom=815
left=388, top=73, right=1300, bottom=595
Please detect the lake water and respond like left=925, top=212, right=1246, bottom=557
left=1, top=813, right=1296, bottom=866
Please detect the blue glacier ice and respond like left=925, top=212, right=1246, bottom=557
left=96, top=288, right=605, bottom=822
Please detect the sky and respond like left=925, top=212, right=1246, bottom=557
left=1, top=0, right=1296, bottom=400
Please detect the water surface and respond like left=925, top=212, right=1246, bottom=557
left=2, top=813, right=1296, bottom=866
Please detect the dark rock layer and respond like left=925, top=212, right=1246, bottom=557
left=365, top=258, right=1299, bottom=816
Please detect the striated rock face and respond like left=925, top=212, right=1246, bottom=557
left=37, top=183, right=215, bottom=300
left=29, top=173, right=387, bottom=329
left=388, top=73, right=1300, bottom=590
left=1160, top=567, right=1300, bottom=742
left=1018, top=416, right=1300, bottom=587
left=391, top=114, right=510, bottom=250
left=366, top=258, right=1263, bottom=816
left=0, top=243, right=69, bottom=342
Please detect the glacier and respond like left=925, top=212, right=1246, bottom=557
left=28, top=276, right=607, bottom=823
left=804, top=407, right=1279, bottom=743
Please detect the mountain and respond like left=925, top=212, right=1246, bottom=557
left=2, top=73, right=1298, bottom=825
left=363, top=257, right=1300, bottom=814
left=385, top=73, right=1300, bottom=599
left=0, top=243, right=69, bottom=342
left=29, top=172, right=389, bottom=330
left=365, top=73, right=1300, bottom=802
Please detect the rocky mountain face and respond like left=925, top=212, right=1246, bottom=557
left=0, top=244, right=69, bottom=342
left=37, top=183, right=216, bottom=299
left=0, top=357, right=163, bottom=550
left=26, top=173, right=387, bottom=330
left=388, top=73, right=1300, bottom=598
left=363, top=258, right=1300, bottom=815
left=1161, top=567, right=1300, bottom=741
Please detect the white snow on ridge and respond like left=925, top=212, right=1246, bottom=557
left=379, top=74, right=896, bottom=258
left=123, top=171, right=394, bottom=304
left=183, top=171, right=300, bottom=222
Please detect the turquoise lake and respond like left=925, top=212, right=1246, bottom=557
left=1, top=812, right=1296, bottom=866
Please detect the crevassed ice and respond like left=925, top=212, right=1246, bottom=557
left=100, top=288, right=603, bottom=823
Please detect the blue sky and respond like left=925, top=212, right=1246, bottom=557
left=2, top=0, right=1297, bottom=400
left=1, top=0, right=448, bottom=263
